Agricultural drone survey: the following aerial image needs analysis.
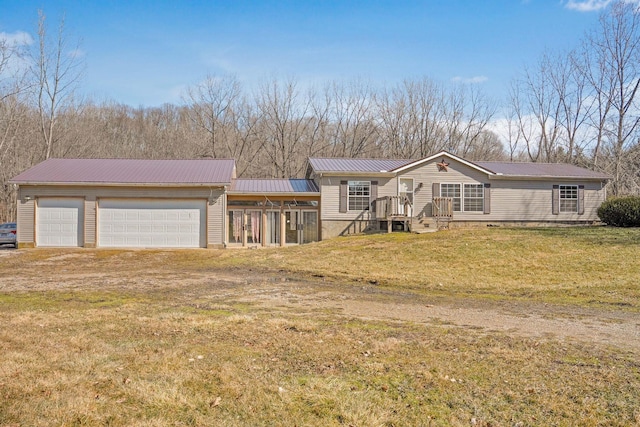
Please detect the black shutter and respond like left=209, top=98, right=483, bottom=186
left=339, top=181, right=348, bottom=213
left=483, top=183, right=491, bottom=214
left=578, top=185, right=585, bottom=215
left=552, top=185, right=559, bottom=215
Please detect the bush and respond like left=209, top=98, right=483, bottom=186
left=597, top=196, right=640, bottom=227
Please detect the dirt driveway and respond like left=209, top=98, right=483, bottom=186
left=1, top=249, right=638, bottom=354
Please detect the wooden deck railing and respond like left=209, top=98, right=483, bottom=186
left=374, top=196, right=412, bottom=219
left=432, top=197, right=453, bottom=218
left=374, top=196, right=453, bottom=221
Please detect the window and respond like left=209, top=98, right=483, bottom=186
left=559, top=185, right=578, bottom=212
left=440, top=183, right=484, bottom=212
left=348, top=181, right=370, bottom=211
left=463, top=184, right=484, bottom=212
left=440, top=183, right=461, bottom=211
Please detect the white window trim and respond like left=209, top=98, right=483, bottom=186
left=440, top=183, right=462, bottom=212
left=463, top=183, right=485, bottom=213
left=440, top=182, right=485, bottom=213
left=347, top=180, right=371, bottom=211
left=559, top=184, right=579, bottom=213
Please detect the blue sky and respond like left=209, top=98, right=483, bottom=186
left=0, top=0, right=610, bottom=108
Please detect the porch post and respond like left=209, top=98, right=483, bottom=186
left=280, top=210, right=286, bottom=247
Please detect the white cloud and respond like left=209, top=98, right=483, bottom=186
left=67, top=49, right=85, bottom=59
left=564, top=0, right=611, bottom=12
left=451, top=75, right=488, bottom=84
left=0, top=30, right=34, bottom=47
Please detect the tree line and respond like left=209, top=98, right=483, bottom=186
left=1, top=2, right=639, bottom=222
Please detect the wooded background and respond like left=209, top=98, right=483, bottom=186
left=1, top=2, right=639, bottom=222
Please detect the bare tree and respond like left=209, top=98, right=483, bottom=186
left=184, top=74, right=241, bottom=158
left=509, top=55, right=564, bottom=162
left=324, top=79, right=377, bottom=158
left=256, top=77, right=315, bottom=178
left=31, top=10, right=83, bottom=160
left=377, top=78, right=498, bottom=159
left=223, top=97, right=265, bottom=177
left=580, top=1, right=640, bottom=194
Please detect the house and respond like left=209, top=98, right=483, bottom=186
left=305, top=151, right=610, bottom=238
left=10, top=152, right=609, bottom=248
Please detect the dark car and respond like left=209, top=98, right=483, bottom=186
left=0, top=222, right=17, bottom=248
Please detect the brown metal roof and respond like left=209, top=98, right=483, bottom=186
left=308, top=155, right=609, bottom=181
left=308, top=158, right=413, bottom=173
left=230, top=179, right=319, bottom=194
left=475, top=161, right=610, bottom=179
left=10, top=158, right=236, bottom=185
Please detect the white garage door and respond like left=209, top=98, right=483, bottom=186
left=37, top=198, right=84, bottom=247
left=98, top=199, right=206, bottom=248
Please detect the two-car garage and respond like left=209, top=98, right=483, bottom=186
left=34, top=197, right=207, bottom=248
left=12, top=158, right=235, bottom=249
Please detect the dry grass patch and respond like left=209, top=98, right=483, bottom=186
left=203, top=227, right=640, bottom=309
left=1, top=227, right=639, bottom=425
left=0, top=288, right=639, bottom=426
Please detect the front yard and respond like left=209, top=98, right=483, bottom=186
left=0, top=227, right=638, bottom=426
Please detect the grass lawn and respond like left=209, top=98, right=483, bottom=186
left=0, top=227, right=639, bottom=426
left=199, top=226, right=640, bottom=309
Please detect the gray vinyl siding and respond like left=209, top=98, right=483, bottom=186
left=16, top=188, right=35, bottom=244
left=85, top=198, right=97, bottom=246
left=320, top=176, right=394, bottom=220
left=318, top=158, right=606, bottom=224
left=207, top=190, right=225, bottom=247
left=395, top=158, right=606, bottom=222
left=16, top=185, right=225, bottom=247
left=487, top=180, right=604, bottom=222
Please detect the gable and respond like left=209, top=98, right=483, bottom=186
left=395, top=153, right=491, bottom=184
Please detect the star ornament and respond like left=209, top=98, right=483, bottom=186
left=436, top=159, right=449, bottom=172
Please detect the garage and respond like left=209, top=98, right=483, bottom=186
left=36, top=198, right=84, bottom=247
left=98, top=198, right=206, bottom=248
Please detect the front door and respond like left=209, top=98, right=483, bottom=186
left=399, top=178, right=414, bottom=216
left=285, top=210, right=318, bottom=245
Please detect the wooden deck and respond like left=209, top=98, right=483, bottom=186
left=374, top=196, right=453, bottom=232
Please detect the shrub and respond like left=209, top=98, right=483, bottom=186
left=597, top=196, right=640, bottom=227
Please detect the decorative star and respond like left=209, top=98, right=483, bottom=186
left=436, top=159, right=449, bottom=172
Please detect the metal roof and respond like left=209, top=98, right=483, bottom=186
left=10, top=158, right=236, bottom=185
left=230, top=179, right=319, bottom=194
left=308, top=155, right=609, bottom=180
left=308, top=158, right=413, bottom=173
left=475, top=161, right=610, bottom=179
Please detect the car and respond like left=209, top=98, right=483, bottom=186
left=0, top=222, right=17, bottom=248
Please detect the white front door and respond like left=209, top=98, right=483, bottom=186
left=98, top=199, right=206, bottom=248
left=36, top=198, right=84, bottom=247
left=399, top=178, right=414, bottom=216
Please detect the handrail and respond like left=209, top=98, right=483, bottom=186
left=374, top=195, right=413, bottom=219
left=433, top=197, right=453, bottom=218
